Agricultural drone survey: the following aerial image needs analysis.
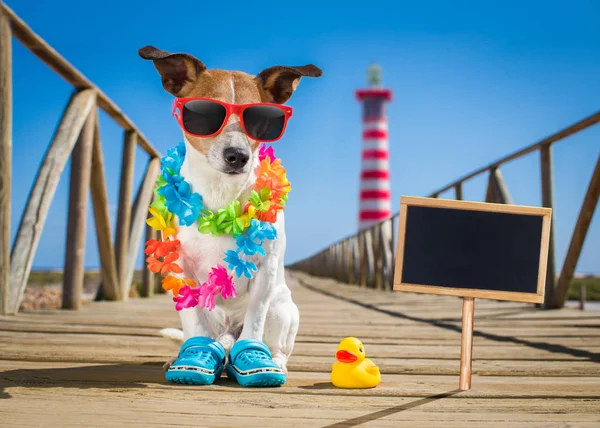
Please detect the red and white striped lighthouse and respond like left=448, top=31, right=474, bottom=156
left=356, top=64, right=392, bottom=230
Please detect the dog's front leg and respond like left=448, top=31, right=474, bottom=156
left=238, top=252, right=280, bottom=342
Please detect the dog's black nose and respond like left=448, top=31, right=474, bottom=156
left=223, top=147, right=249, bottom=170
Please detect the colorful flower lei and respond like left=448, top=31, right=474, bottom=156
left=144, top=142, right=290, bottom=312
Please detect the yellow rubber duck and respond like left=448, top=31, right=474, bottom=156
left=331, top=337, right=381, bottom=389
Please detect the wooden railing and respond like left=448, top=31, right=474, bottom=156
left=290, top=111, right=600, bottom=309
left=0, top=2, right=161, bottom=315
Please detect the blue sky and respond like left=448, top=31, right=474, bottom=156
left=8, top=0, right=600, bottom=273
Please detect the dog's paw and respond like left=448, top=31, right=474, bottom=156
left=163, top=354, right=178, bottom=372
left=272, top=354, right=288, bottom=374
left=217, top=333, right=236, bottom=355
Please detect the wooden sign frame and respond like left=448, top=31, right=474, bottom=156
left=393, top=196, right=552, bottom=305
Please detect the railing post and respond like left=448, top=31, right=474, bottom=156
left=540, top=144, right=557, bottom=308
left=9, top=89, right=96, bottom=314
left=115, top=131, right=136, bottom=300
left=579, top=284, right=586, bottom=311
left=63, top=109, right=95, bottom=310
left=373, top=224, right=383, bottom=289
left=554, top=155, right=600, bottom=308
left=90, top=115, right=120, bottom=301
left=455, top=182, right=463, bottom=200
left=0, top=6, right=11, bottom=315
left=141, top=224, right=157, bottom=297
left=125, top=156, right=160, bottom=296
left=359, top=231, right=367, bottom=287
left=387, top=217, right=395, bottom=289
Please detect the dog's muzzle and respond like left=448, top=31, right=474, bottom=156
left=223, top=147, right=250, bottom=174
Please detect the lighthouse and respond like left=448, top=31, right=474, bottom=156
left=356, top=64, right=392, bottom=230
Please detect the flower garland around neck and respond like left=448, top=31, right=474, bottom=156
left=144, top=142, right=290, bottom=312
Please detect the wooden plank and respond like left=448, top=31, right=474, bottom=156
left=555, top=154, right=600, bottom=308
left=62, top=109, right=95, bottom=310
left=0, top=5, right=11, bottom=315
left=89, top=113, right=120, bottom=301
left=114, top=131, right=136, bottom=300
left=540, top=144, right=557, bottom=308
left=124, top=157, right=160, bottom=297
left=0, top=2, right=159, bottom=158
left=8, top=89, right=96, bottom=314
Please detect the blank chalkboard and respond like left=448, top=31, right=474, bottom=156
left=393, top=197, right=552, bottom=304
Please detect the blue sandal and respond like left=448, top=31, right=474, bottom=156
left=226, top=339, right=286, bottom=387
left=165, top=336, right=225, bottom=385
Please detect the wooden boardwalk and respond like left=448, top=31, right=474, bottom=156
left=1, top=270, right=599, bottom=427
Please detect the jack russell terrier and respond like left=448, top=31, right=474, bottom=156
left=139, top=45, right=322, bottom=387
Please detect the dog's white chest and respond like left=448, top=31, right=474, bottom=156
left=175, top=226, right=256, bottom=299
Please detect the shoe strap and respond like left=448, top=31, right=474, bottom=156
left=230, top=339, right=272, bottom=364
left=180, top=336, right=226, bottom=362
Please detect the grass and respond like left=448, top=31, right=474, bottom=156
left=567, top=276, right=600, bottom=301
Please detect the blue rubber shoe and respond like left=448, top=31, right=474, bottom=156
left=165, top=336, right=225, bottom=385
left=226, top=339, right=286, bottom=387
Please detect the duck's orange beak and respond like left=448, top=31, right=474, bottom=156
left=336, top=350, right=358, bottom=363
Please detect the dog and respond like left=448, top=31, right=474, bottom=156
left=139, top=46, right=322, bottom=378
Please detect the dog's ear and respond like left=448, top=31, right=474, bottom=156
left=138, top=45, right=206, bottom=97
left=256, top=65, right=322, bottom=104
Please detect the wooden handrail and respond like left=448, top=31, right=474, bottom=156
left=0, top=2, right=158, bottom=158
left=427, top=111, right=600, bottom=197
left=0, top=4, right=162, bottom=314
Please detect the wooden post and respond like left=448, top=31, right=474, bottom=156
left=125, top=156, right=160, bottom=296
left=455, top=182, right=463, bottom=200
left=554, top=155, right=600, bottom=308
left=579, top=284, right=586, bottom=311
left=8, top=89, right=96, bottom=314
left=141, top=224, right=156, bottom=298
left=540, top=145, right=557, bottom=308
left=89, top=114, right=120, bottom=301
left=63, top=109, right=95, bottom=309
left=115, top=131, right=136, bottom=300
left=485, top=168, right=512, bottom=204
left=388, top=217, right=396, bottom=289
left=373, top=224, right=383, bottom=289
left=0, top=6, right=11, bottom=315
left=459, top=297, right=475, bottom=390
left=359, top=231, right=367, bottom=287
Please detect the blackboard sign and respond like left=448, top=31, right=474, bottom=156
left=393, top=197, right=552, bottom=304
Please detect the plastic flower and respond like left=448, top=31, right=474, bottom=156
left=224, top=250, right=258, bottom=279
left=246, top=188, right=272, bottom=213
left=258, top=144, right=276, bottom=162
left=173, top=285, right=200, bottom=311
left=197, top=282, right=219, bottom=311
left=159, top=180, right=203, bottom=227
left=161, top=141, right=186, bottom=174
left=255, top=158, right=286, bottom=182
left=197, top=201, right=247, bottom=236
left=236, top=234, right=266, bottom=256
left=162, top=276, right=195, bottom=296
left=208, top=265, right=237, bottom=300
left=144, top=238, right=180, bottom=258
left=146, top=206, right=176, bottom=237
left=146, top=252, right=183, bottom=275
left=247, top=219, right=277, bottom=242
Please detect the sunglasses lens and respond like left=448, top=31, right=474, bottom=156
left=182, top=100, right=227, bottom=136
left=243, top=105, right=286, bottom=141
